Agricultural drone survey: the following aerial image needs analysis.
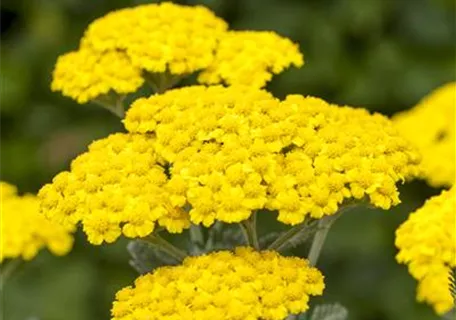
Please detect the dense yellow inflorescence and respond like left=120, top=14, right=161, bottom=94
left=51, top=2, right=227, bottom=103
left=393, top=82, right=455, bottom=187
left=38, top=133, right=191, bottom=245
left=125, top=86, right=421, bottom=227
left=111, top=247, right=325, bottom=320
left=81, top=2, right=227, bottom=75
left=1, top=182, right=73, bottom=262
left=51, top=49, right=144, bottom=104
left=198, top=31, right=304, bottom=88
left=51, top=3, right=306, bottom=104
left=395, top=187, right=456, bottom=314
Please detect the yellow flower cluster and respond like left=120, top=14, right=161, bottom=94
left=198, top=31, right=303, bottom=87
left=111, top=247, right=324, bottom=320
left=38, top=133, right=190, bottom=245
left=1, top=182, right=73, bottom=261
left=125, top=86, right=421, bottom=226
left=51, top=49, right=144, bottom=104
left=51, top=2, right=227, bottom=103
left=393, top=82, right=455, bottom=187
left=51, top=3, right=304, bottom=104
left=395, top=187, right=455, bottom=314
left=80, top=2, right=227, bottom=75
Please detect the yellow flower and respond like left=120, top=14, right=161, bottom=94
left=38, top=133, right=191, bottom=245
left=51, top=3, right=306, bottom=104
left=393, top=82, right=455, bottom=187
left=395, top=187, right=455, bottom=314
left=81, top=2, right=227, bottom=75
left=111, top=247, right=324, bottom=320
left=51, top=2, right=227, bottom=104
left=124, top=86, right=420, bottom=226
left=51, top=49, right=144, bottom=104
left=1, top=182, right=73, bottom=262
left=198, top=31, right=303, bottom=87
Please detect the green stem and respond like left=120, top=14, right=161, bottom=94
left=145, top=233, right=187, bottom=262
left=189, top=223, right=205, bottom=246
left=240, top=212, right=260, bottom=250
left=145, top=72, right=182, bottom=94
left=307, top=215, right=338, bottom=266
left=307, top=205, right=356, bottom=266
left=93, top=95, right=125, bottom=118
left=1, top=259, right=22, bottom=284
left=267, top=219, right=318, bottom=252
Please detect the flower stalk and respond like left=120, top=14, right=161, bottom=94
left=145, top=233, right=187, bottom=262
left=240, top=211, right=260, bottom=250
left=267, top=219, right=318, bottom=252
left=307, top=215, right=339, bottom=266
left=93, top=94, right=125, bottom=118
left=145, top=72, right=182, bottom=94
left=307, top=205, right=356, bottom=266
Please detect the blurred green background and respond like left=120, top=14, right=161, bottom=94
left=1, top=0, right=454, bottom=319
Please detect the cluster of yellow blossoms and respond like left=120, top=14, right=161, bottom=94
left=198, top=31, right=303, bottom=87
left=51, top=2, right=303, bottom=104
left=12, top=0, right=453, bottom=318
left=52, top=50, right=144, bottom=104
left=395, top=187, right=455, bottom=314
left=39, top=85, right=420, bottom=243
left=81, top=2, right=227, bottom=75
left=111, top=247, right=324, bottom=320
left=393, top=82, right=455, bottom=187
left=38, top=133, right=190, bottom=245
left=1, top=182, right=73, bottom=261
left=125, top=86, right=420, bottom=226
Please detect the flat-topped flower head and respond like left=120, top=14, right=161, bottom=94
left=1, top=182, right=73, bottom=262
left=38, top=133, right=191, bottom=245
left=51, top=49, right=144, bottom=104
left=198, top=31, right=304, bottom=88
left=395, top=187, right=455, bottom=314
left=393, top=82, right=455, bottom=187
left=51, top=2, right=227, bottom=104
left=111, top=247, right=324, bottom=320
left=81, top=2, right=227, bottom=75
left=125, top=86, right=420, bottom=226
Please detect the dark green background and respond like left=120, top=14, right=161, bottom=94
left=1, top=0, right=454, bottom=319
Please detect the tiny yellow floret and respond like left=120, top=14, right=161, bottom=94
left=111, top=247, right=325, bottom=320
left=395, top=187, right=456, bottom=314
left=1, top=182, right=73, bottom=262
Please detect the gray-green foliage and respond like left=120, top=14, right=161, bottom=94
left=293, top=303, right=348, bottom=320
left=309, top=304, right=349, bottom=320
left=127, top=240, right=179, bottom=274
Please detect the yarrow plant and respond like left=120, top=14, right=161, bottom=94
left=3, top=2, right=455, bottom=319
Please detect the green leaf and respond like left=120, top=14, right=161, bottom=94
left=443, top=269, right=456, bottom=320
left=268, top=219, right=319, bottom=252
left=310, top=303, right=349, bottom=320
left=127, top=240, right=178, bottom=274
